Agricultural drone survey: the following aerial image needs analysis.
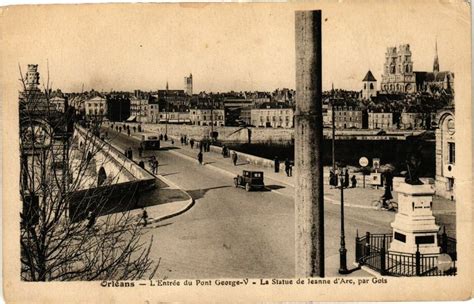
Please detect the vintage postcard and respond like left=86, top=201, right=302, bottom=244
left=1, top=1, right=472, bottom=302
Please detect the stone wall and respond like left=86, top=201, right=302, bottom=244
left=142, top=124, right=294, bottom=143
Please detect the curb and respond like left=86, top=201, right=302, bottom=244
left=147, top=197, right=195, bottom=225
left=103, top=132, right=196, bottom=224
left=163, top=146, right=382, bottom=210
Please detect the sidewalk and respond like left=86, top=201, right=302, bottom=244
left=131, top=129, right=389, bottom=209
left=101, top=126, right=195, bottom=226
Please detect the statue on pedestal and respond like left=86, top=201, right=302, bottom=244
left=404, top=150, right=423, bottom=185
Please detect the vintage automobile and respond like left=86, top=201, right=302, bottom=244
left=141, top=135, right=160, bottom=150
left=234, top=170, right=265, bottom=191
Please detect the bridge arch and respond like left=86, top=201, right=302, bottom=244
left=97, top=166, right=107, bottom=186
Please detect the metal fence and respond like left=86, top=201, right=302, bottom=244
left=355, top=230, right=456, bottom=276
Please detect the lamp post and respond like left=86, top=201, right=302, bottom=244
left=339, top=168, right=350, bottom=274
left=331, top=84, right=336, bottom=176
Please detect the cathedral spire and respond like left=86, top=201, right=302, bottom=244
left=433, top=39, right=440, bottom=73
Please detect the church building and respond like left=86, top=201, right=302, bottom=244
left=379, top=42, right=454, bottom=94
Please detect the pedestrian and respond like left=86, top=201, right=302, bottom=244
left=190, top=139, right=194, bottom=149
left=149, top=156, right=155, bottom=173
left=128, top=147, right=133, bottom=160
left=86, top=211, right=96, bottom=229
left=138, top=124, right=142, bottom=132
left=285, top=158, right=291, bottom=177
left=138, top=160, right=145, bottom=169
left=133, top=126, right=137, bottom=133
left=222, top=145, right=227, bottom=158
left=351, top=175, right=357, bottom=188
left=288, top=161, right=293, bottom=177
left=329, top=169, right=337, bottom=188
left=198, top=151, right=203, bottom=165
left=159, top=134, right=163, bottom=140
left=155, top=159, right=159, bottom=173
left=119, top=126, right=122, bottom=132
left=274, top=156, right=280, bottom=173
left=127, top=128, right=131, bottom=136
left=232, top=151, right=238, bottom=166
left=141, top=208, right=148, bottom=227
left=344, top=170, right=350, bottom=188
left=171, top=139, right=174, bottom=145
left=180, top=136, right=184, bottom=145
left=138, top=145, right=143, bottom=157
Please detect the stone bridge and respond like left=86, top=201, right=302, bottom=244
left=70, top=125, right=156, bottom=221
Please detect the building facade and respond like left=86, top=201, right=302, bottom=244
left=85, top=96, right=107, bottom=121
left=380, top=44, right=416, bottom=93
left=250, top=104, right=294, bottom=128
left=159, top=111, right=190, bottom=124
left=435, top=109, right=455, bottom=200
left=189, top=108, right=225, bottom=126
left=368, top=111, right=394, bottom=129
left=327, top=105, right=363, bottom=129
left=400, top=112, right=423, bottom=129
left=50, top=96, right=67, bottom=113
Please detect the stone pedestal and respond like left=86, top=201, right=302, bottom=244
left=389, top=183, right=440, bottom=255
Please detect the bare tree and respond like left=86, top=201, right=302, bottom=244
left=19, top=64, right=158, bottom=281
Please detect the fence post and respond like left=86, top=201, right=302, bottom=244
left=380, top=234, right=386, bottom=275
left=415, top=244, right=421, bottom=276
left=355, top=230, right=360, bottom=262
left=364, top=232, right=370, bottom=257
left=441, top=226, right=448, bottom=254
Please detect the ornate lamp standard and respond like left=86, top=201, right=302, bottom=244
left=338, top=167, right=350, bottom=274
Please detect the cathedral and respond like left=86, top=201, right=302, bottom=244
left=379, top=42, right=454, bottom=94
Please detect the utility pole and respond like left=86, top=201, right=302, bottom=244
left=331, top=84, right=336, bottom=175
left=295, top=10, right=324, bottom=278
left=338, top=172, right=349, bottom=274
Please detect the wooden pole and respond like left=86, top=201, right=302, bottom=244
left=295, top=10, right=324, bottom=277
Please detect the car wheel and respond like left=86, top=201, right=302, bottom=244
left=245, top=183, right=251, bottom=192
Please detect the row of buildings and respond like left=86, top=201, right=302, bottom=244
left=49, top=87, right=446, bottom=131
left=45, top=43, right=453, bottom=132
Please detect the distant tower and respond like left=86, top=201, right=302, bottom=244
left=25, top=64, right=40, bottom=91
left=362, top=70, right=377, bottom=99
left=433, top=39, right=440, bottom=73
left=166, top=81, right=169, bottom=91
left=184, top=73, right=193, bottom=96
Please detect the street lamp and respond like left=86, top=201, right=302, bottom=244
left=338, top=168, right=350, bottom=274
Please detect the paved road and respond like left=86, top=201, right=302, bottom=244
left=105, top=128, right=397, bottom=278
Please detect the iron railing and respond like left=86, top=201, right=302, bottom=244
left=355, top=230, right=456, bottom=276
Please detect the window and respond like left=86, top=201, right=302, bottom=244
left=448, top=142, right=455, bottom=164
left=370, top=83, right=374, bottom=90
left=447, top=178, right=454, bottom=191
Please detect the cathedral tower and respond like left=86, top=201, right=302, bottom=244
left=381, top=44, right=416, bottom=93
left=433, top=40, right=440, bottom=73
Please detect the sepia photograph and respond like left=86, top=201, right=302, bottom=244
left=1, top=1, right=472, bottom=302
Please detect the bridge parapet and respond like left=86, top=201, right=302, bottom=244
left=74, top=124, right=155, bottom=187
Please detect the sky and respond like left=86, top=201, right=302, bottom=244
left=1, top=2, right=471, bottom=93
